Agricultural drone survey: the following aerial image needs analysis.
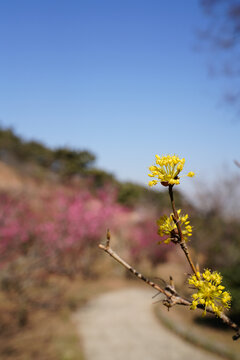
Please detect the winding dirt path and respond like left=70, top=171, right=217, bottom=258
left=74, top=287, right=222, bottom=360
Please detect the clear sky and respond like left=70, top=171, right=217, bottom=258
left=0, top=0, right=239, bottom=194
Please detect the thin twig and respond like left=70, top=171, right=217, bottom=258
left=168, top=185, right=199, bottom=277
left=99, top=230, right=240, bottom=340
left=98, top=246, right=167, bottom=297
left=99, top=231, right=188, bottom=304
left=234, top=160, right=240, bottom=168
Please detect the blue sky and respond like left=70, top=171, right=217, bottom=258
left=0, top=0, right=239, bottom=194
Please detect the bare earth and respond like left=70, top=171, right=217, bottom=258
left=74, top=287, right=222, bottom=360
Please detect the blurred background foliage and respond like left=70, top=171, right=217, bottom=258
left=0, top=126, right=177, bottom=359
left=0, top=0, right=240, bottom=358
left=0, top=127, right=96, bottom=178
left=0, top=126, right=239, bottom=358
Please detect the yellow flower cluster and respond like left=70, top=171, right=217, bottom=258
left=188, top=269, right=231, bottom=316
left=148, top=154, right=195, bottom=187
left=157, top=209, right=193, bottom=244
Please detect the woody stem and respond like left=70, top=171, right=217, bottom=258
left=168, top=185, right=198, bottom=277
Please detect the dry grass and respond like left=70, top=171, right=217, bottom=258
left=0, top=274, right=127, bottom=360
left=154, top=305, right=240, bottom=360
left=1, top=246, right=238, bottom=360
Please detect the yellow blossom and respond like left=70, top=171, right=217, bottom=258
left=188, top=269, right=231, bottom=316
left=148, top=154, right=195, bottom=187
left=157, top=209, right=193, bottom=244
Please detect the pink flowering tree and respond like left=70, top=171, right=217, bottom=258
left=0, top=184, right=171, bottom=277
left=0, top=193, right=36, bottom=265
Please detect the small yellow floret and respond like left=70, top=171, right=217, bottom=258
left=188, top=269, right=231, bottom=317
left=148, top=154, right=194, bottom=187
left=157, top=209, right=193, bottom=244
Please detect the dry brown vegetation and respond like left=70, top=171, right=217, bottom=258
left=0, top=272, right=128, bottom=360
left=1, top=143, right=240, bottom=359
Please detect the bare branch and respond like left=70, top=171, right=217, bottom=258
left=234, top=159, right=240, bottom=168
left=99, top=231, right=189, bottom=305
left=99, top=230, right=240, bottom=340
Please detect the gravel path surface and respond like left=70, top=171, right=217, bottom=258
left=75, top=287, right=222, bottom=360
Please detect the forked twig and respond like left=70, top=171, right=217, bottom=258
left=99, top=232, right=189, bottom=305
left=99, top=230, right=240, bottom=340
